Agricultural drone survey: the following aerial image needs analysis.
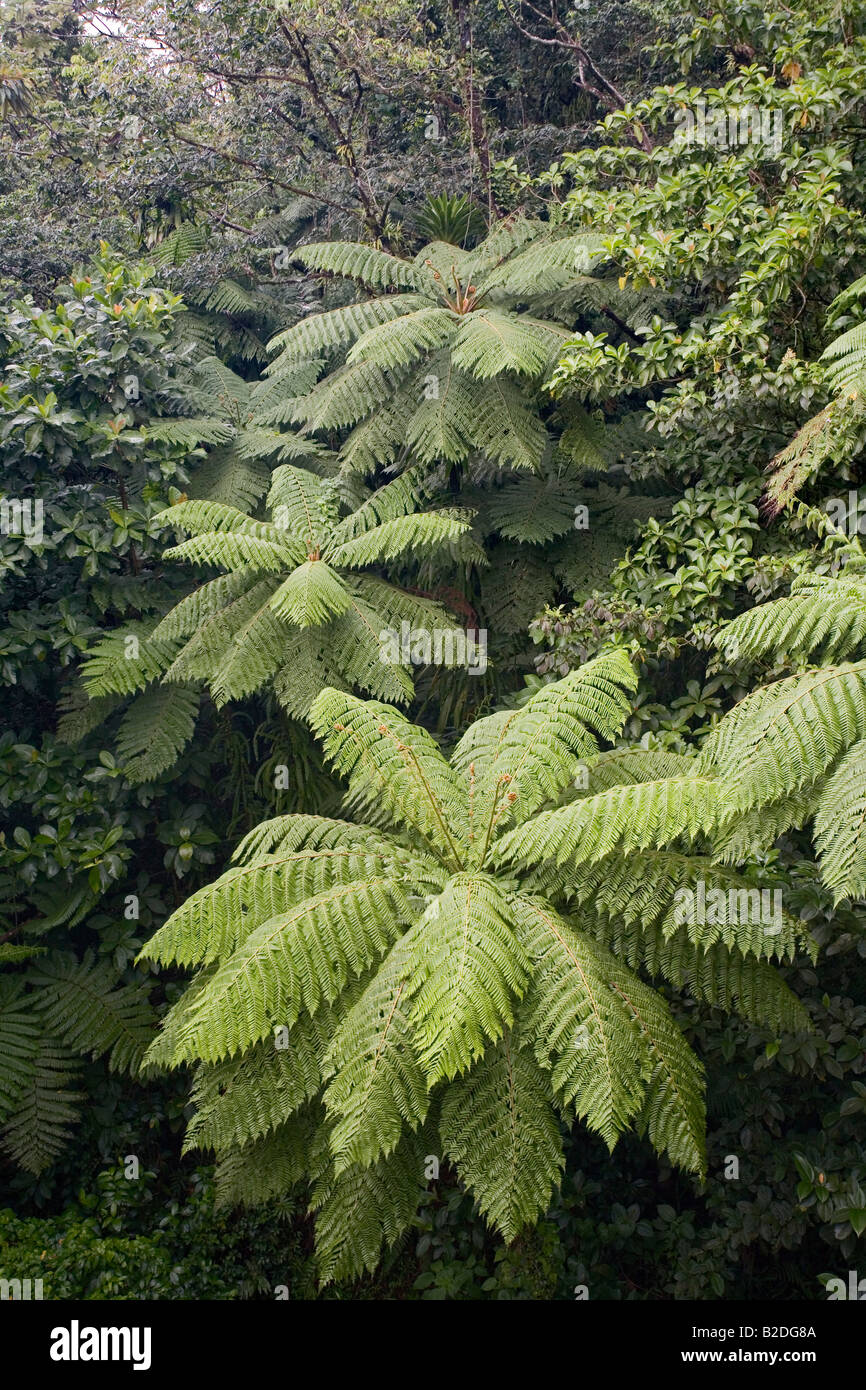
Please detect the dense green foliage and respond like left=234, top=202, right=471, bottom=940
left=1, top=0, right=865, bottom=1300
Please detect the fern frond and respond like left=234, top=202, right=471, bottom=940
left=269, top=561, right=351, bottom=628
left=440, top=1029, right=564, bottom=1240
left=717, top=578, right=866, bottom=666
left=0, top=1039, right=83, bottom=1173
left=309, top=688, right=466, bottom=859
left=323, top=937, right=428, bottom=1173
left=294, top=241, right=424, bottom=292
left=450, top=310, right=561, bottom=380
left=139, top=844, right=428, bottom=969
left=115, top=685, right=199, bottom=781
left=408, top=875, right=530, bottom=1084
left=31, top=951, right=154, bottom=1074
left=706, top=662, right=866, bottom=811
left=155, top=879, right=415, bottom=1064
left=311, top=1128, right=426, bottom=1283
left=814, top=739, right=866, bottom=901
left=268, top=296, right=426, bottom=361
left=510, top=896, right=648, bottom=1145
left=347, top=306, right=456, bottom=371
left=495, top=777, right=722, bottom=874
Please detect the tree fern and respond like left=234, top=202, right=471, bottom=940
left=80, top=467, right=480, bottom=773
left=258, top=219, right=612, bottom=476
left=140, top=660, right=814, bottom=1281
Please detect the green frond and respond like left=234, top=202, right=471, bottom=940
left=162, top=580, right=282, bottom=691
left=336, top=382, right=419, bottom=474
left=311, top=1129, right=427, bottom=1284
left=466, top=374, right=549, bottom=470
left=711, top=793, right=818, bottom=864
left=440, top=1030, right=564, bottom=1240
left=705, top=662, right=866, bottom=812
left=146, top=417, right=237, bottom=448
left=139, top=843, right=426, bottom=970
left=453, top=649, right=637, bottom=854
left=271, top=604, right=415, bottom=716
left=580, top=747, right=701, bottom=792
left=30, top=951, right=154, bottom=1074
left=821, top=319, right=866, bottom=390
left=185, top=1007, right=347, bottom=1153
left=56, top=687, right=122, bottom=744
left=164, top=531, right=302, bottom=573
left=329, top=465, right=436, bottom=541
left=309, top=688, right=466, bottom=859
left=450, top=310, right=561, bottom=380
left=115, top=685, right=199, bottom=781
left=611, top=964, right=706, bottom=1176
left=229, top=813, right=400, bottom=865
left=1, top=1039, right=83, bottom=1174
left=156, top=499, right=291, bottom=542
left=266, top=464, right=341, bottom=551
left=403, top=358, right=477, bottom=464
left=562, top=852, right=813, bottom=964
left=289, top=357, right=405, bottom=433
left=510, top=896, right=649, bottom=1145
left=326, top=509, right=477, bottom=568
left=186, top=446, right=271, bottom=513
left=150, top=571, right=258, bottom=643
left=154, top=878, right=415, bottom=1064
left=814, top=739, right=866, bottom=901
left=269, top=560, right=351, bottom=628
left=591, top=917, right=812, bottom=1035
left=267, top=295, right=427, bottom=361
left=323, top=937, right=428, bottom=1173
left=294, top=241, right=424, bottom=292
left=0, top=979, right=40, bottom=1125
left=495, top=776, right=722, bottom=874
left=347, top=306, right=456, bottom=371
left=478, top=233, right=603, bottom=296
left=81, top=621, right=176, bottom=698
left=408, top=874, right=530, bottom=1084
left=215, top=1113, right=318, bottom=1209
left=717, top=577, right=866, bottom=666
left=484, top=475, right=585, bottom=543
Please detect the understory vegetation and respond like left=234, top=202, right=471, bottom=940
left=1, top=0, right=866, bottom=1299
